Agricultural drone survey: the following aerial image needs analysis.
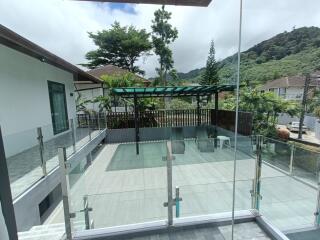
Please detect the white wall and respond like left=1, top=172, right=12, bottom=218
left=285, top=87, right=303, bottom=100
left=315, top=120, right=320, bottom=140
left=0, top=201, right=9, bottom=240
left=0, top=44, right=76, bottom=157
left=76, top=88, right=103, bottom=112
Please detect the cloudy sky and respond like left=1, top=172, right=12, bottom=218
left=1, top=0, right=320, bottom=78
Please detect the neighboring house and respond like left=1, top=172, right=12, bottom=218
left=261, top=74, right=320, bottom=101
left=75, top=64, right=151, bottom=112
left=0, top=24, right=101, bottom=157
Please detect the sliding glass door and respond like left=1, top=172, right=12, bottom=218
left=48, top=81, right=69, bottom=135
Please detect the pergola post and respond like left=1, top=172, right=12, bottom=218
left=134, top=94, right=139, bottom=155
left=196, top=94, right=200, bottom=126
left=214, top=92, right=219, bottom=147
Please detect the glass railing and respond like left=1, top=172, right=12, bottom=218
left=3, top=127, right=42, bottom=199
left=51, top=133, right=320, bottom=237
left=262, top=137, right=292, bottom=173
left=172, top=180, right=253, bottom=218
left=259, top=175, right=317, bottom=231
left=2, top=114, right=106, bottom=199
left=292, top=144, right=320, bottom=186
left=64, top=141, right=168, bottom=233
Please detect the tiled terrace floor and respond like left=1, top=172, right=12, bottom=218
left=45, top=141, right=318, bottom=233
left=6, top=128, right=101, bottom=198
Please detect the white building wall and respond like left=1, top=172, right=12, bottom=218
left=285, top=87, right=303, bottom=100
left=76, top=88, right=103, bottom=112
left=0, top=44, right=76, bottom=157
left=315, top=120, right=320, bottom=140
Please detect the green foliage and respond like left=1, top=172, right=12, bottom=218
left=314, top=106, right=320, bottom=118
left=220, top=87, right=300, bottom=137
left=201, top=40, right=219, bottom=85
left=76, top=94, right=91, bottom=113
left=138, top=98, right=162, bottom=111
left=168, top=98, right=194, bottom=110
left=308, top=89, right=320, bottom=114
left=175, top=27, right=320, bottom=86
left=81, top=21, right=152, bottom=75
left=101, top=72, right=144, bottom=88
left=151, top=5, right=178, bottom=85
left=91, top=95, right=111, bottom=112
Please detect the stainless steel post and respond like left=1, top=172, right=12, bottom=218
left=87, top=114, right=92, bottom=141
left=253, top=135, right=263, bottom=210
left=104, top=111, right=107, bottom=129
left=70, top=119, right=76, bottom=153
left=97, top=112, right=101, bottom=131
left=166, top=141, right=173, bottom=226
left=289, top=144, right=295, bottom=175
left=37, top=127, right=47, bottom=176
left=314, top=156, right=320, bottom=227
left=175, top=186, right=180, bottom=218
left=58, top=147, right=74, bottom=240
left=81, top=195, right=93, bottom=230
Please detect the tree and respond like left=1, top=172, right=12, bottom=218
left=220, top=87, right=300, bottom=137
left=201, top=40, right=219, bottom=86
left=151, top=5, right=178, bottom=85
left=81, top=21, right=152, bottom=75
left=298, top=73, right=311, bottom=139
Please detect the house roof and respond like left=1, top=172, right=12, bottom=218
left=75, top=0, right=212, bottom=7
left=261, top=74, right=320, bottom=90
left=0, top=24, right=102, bottom=83
left=87, top=65, right=150, bottom=83
left=112, top=84, right=236, bottom=98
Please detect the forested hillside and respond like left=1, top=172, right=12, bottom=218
left=173, top=27, right=320, bottom=85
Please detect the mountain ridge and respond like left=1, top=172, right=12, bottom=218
left=169, top=26, right=320, bottom=85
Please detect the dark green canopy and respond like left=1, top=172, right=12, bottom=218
left=111, top=84, right=236, bottom=98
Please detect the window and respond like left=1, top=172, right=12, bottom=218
left=279, top=87, right=286, bottom=97
left=48, top=81, right=69, bottom=135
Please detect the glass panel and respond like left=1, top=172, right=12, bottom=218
left=68, top=156, right=89, bottom=231
left=42, top=120, right=75, bottom=173
left=177, top=180, right=252, bottom=218
left=75, top=115, right=91, bottom=151
left=171, top=135, right=254, bottom=219
left=292, top=144, right=320, bottom=186
left=87, top=188, right=167, bottom=228
left=3, top=128, right=42, bottom=199
left=64, top=141, right=168, bottom=232
left=262, top=137, right=291, bottom=173
left=259, top=175, right=317, bottom=231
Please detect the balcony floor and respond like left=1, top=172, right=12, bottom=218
left=45, top=141, right=317, bottom=233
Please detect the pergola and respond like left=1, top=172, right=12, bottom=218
left=112, top=84, right=236, bottom=154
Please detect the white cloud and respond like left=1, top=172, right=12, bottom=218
left=1, top=0, right=320, bottom=78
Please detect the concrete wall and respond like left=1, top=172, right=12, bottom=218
left=0, top=44, right=76, bottom=157
left=278, top=113, right=317, bottom=130
left=106, top=126, right=238, bottom=144
left=315, top=120, right=320, bottom=140
left=0, top=201, right=9, bottom=240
